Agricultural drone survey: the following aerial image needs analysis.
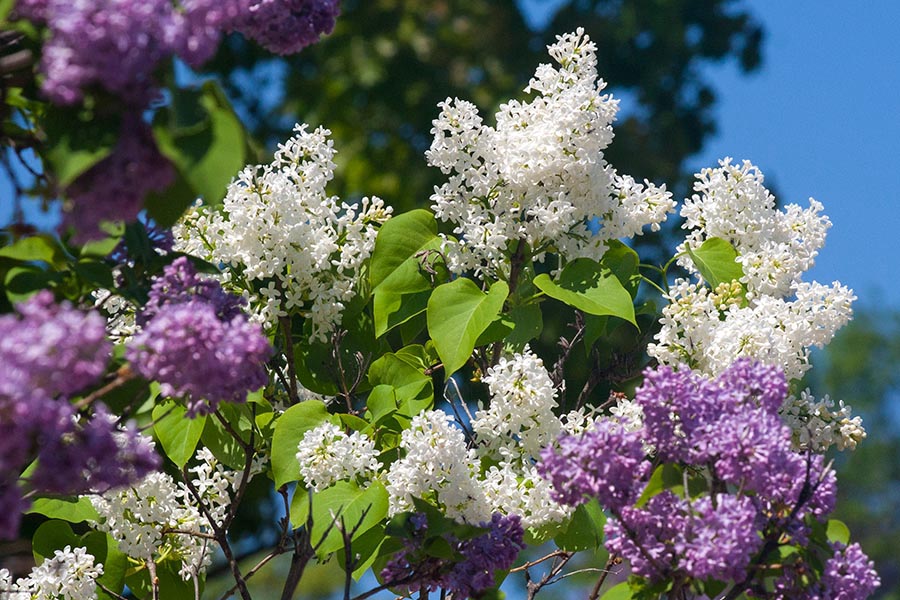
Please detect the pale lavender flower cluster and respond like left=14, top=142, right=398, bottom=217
left=127, top=257, right=272, bottom=416
left=536, top=420, right=649, bottom=511
left=538, top=359, right=877, bottom=594
left=63, top=115, right=175, bottom=242
left=15, top=0, right=340, bottom=106
left=0, top=292, right=159, bottom=539
left=381, top=513, right=525, bottom=597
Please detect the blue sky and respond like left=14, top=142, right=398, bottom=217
left=690, top=1, right=900, bottom=311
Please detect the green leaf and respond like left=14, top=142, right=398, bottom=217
left=600, top=582, right=634, bottom=600
left=0, top=234, right=69, bottom=268
left=601, top=240, right=642, bottom=298
left=426, top=278, right=509, bottom=375
left=636, top=464, right=683, bottom=507
left=73, top=260, right=115, bottom=289
left=686, top=237, right=744, bottom=288
left=79, top=233, right=123, bottom=259
left=370, top=210, right=446, bottom=336
left=43, top=106, right=119, bottom=188
left=27, top=496, right=99, bottom=523
left=290, top=480, right=390, bottom=558
left=554, top=499, right=606, bottom=551
left=199, top=403, right=254, bottom=470
left=370, top=209, right=440, bottom=289
left=374, top=288, right=433, bottom=337
left=506, top=303, right=543, bottom=345
left=826, top=519, right=851, bottom=545
left=32, top=520, right=80, bottom=563
left=152, top=402, right=207, bottom=468
left=271, top=400, right=333, bottom=488
left=367, top=352, right=433, bottom=417
left=152, top=82, right=246, bottom=210
left=534, top=258, right=636, bottom=326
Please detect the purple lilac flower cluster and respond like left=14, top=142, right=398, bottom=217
left=771, top=543, right=881, bottom=600
left=538, top=359, right=879, bottom=597
left=381, top=513, right=525, bottom=597
left=0, top=291, right=159, bottom=539
left=63, top=115, right=175, bottom=242
left=15, top=0, right=341, bottom=106
left=536, top=419, right=649, bottom=511
left=127, top=257, right=272, bottom=416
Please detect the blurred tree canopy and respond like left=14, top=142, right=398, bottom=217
left=807, top=308, right=900, bottom=598
left=206, top=0, right=763, bottom=213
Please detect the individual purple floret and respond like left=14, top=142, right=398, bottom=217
left=233, top=0, right=340, bottom=55
left=676, top=494, right=762, bottom=582
left=821, top=543, right=881, bottom=600
left=381, top=513, right=524, bottom=598
left=138, top=257, right=246, bottom=326
left=0, top=290, right=111, bottom=398
left=537, top=420, right=650, bottom=512
left=128, top=301, right=271, bottom=415
left=63, top=115, right=175, bottom=242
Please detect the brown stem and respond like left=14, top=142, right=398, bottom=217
left=147, top=560, right=160, bottom=600
left=587, top=555, right=620, bottom=600
left=280, top=316, right=299, bottom=405
left=74, top=367, right=135, bottom=410
left=180, top=467, right=253, bottom=600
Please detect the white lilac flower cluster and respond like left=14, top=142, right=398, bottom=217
left=780, top=389, right=867, bottom=452
left=383, top=350, right=579, bottom=529
left=175, top=125, right=391, bottom=341
left=0, top=546, right=102, bottom=600
left=385, top=410, right=489, bottom=524
left=649, top=159, right=856, bottom=382
left=427, top=28, right=675, bottom=278
left=90, top=448, right=261, bottom=580
left=295, top=422, right=380, bottom=491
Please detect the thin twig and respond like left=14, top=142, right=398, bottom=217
left=280, top=316, right=299, bottom=405
left=588, top=555, right=620, bottom=600
left=147, top=559, right=160, bottom=600
left=74, top=368, right=135, bottom=410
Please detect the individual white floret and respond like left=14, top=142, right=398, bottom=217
left=296, top=422, right=380, bottom=491
left=385, top=410, right=489, bottom=524
left=780, top=389, right=866, bottom=452
left=427, top=28, right=675, bottom=279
